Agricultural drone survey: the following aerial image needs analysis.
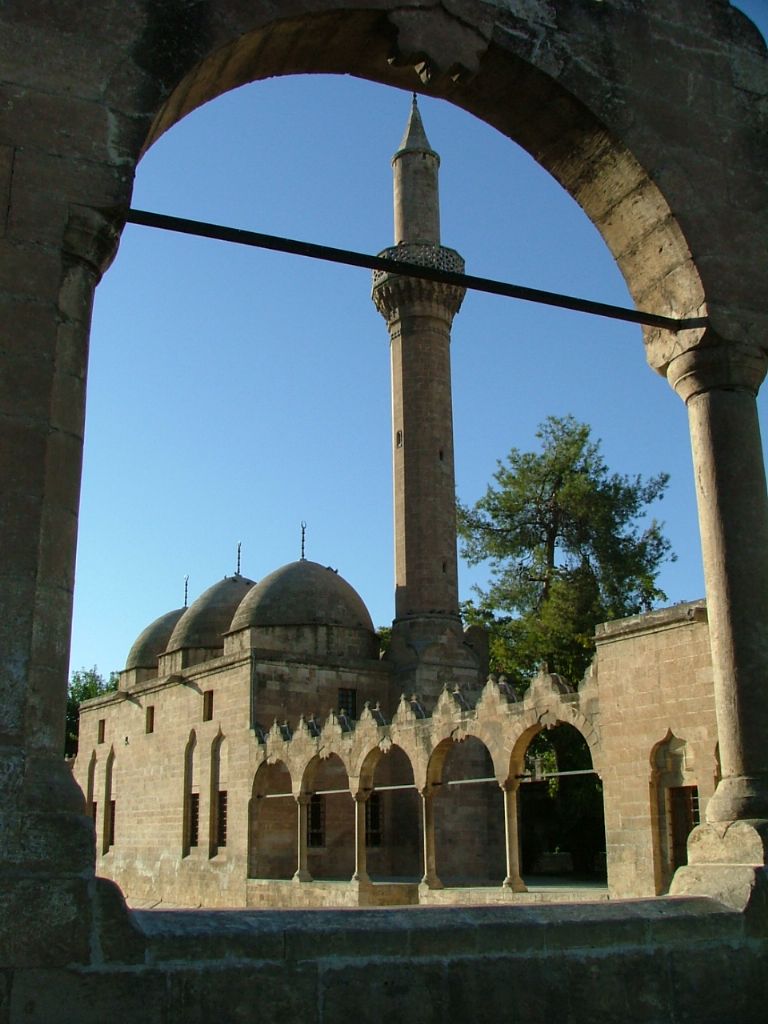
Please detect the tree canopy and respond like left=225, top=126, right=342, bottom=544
left=65, top=666, right=118, bottom=757
left=458, top=415, right=674, bottom=685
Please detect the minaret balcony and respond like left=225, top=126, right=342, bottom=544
left=372, top=242, right=464, bottom=290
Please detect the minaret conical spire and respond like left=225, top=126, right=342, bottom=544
left=396, top=94, right=438, bottom=158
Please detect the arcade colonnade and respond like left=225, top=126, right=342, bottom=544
left=2, top=1, right=768, bottom=1018
left=247, top=677, right=600, bottom=901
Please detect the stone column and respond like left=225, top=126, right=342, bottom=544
left=1, top=201, right=122, bottom=965
left=667, top=341, right=768, bottom=907
left=293, top=795, right=312, bottom=882
left=502, top=783, right=527, bottom=892
left=419, top=787, right=443, bottom=889
left=352, top=793, right=370, bottom=884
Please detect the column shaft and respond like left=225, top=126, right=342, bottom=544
left=294, top=797, right=312, bottom=882
left=502, top=785, right=527, bottom=891
left=686, top=386, right=768, bottom=819
left=420, top=789, right=442, bottom=888
left=352, top=796, right=370, bottom=883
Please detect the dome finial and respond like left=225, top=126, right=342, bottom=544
left=301, top=520, right=307, bottom=560
left=183, top=574, right=189, bottom=608
left=236, top=541, right=242, bottom=576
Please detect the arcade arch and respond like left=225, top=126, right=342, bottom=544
left=517, top=722, right=606, bottom=882
left=249, top=759, right=295, bottom=879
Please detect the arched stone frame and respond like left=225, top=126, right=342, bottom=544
left=508, top=708, right=605, bottom=881
left=85, top=750, right=97, bottom=821
left=208, top=730, right=228, bottom=857
left=357, top=741, right=422, bottom=881
left=424, top=731, right=506, bottom=886
left=507, top=704, right=604, bottom=782
left=299, top=751, right=355, bottom=880
left=248, top=757, right=296, bottom=880
left=649, top=730, right=700, bottom=894
left=181, top=729, right=198, bottom=857
left=2, top=0, right=767, bottom=953
left=101, top=746, right=116, bottom=857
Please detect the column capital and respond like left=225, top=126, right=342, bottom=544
left=63, top=204, right=123, bottom=280
left=666, top=337, right=767, bottom=404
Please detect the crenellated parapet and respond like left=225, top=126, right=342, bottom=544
left=253, top=669, right=602, bottom=797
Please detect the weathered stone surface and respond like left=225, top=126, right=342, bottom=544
left=1, top=1, right=768, bottom=1020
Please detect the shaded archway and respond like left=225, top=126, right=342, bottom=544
left=248, top=759, right=295, bottom=880
left=429, top=735, right=505, bottom=886
left=365, top=744, right=421, bottom=882
left=302, top=753, right=354, bottom=880
left=519, top=723, right=606, bottom=882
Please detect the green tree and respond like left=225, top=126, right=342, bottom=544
left=65, top=666, right=118, bottom=757
left=458, top=415, right=674, bottom=685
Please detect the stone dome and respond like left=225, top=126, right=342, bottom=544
left=229, top=560, right=374, bottom=632
left=125, top=607, right=186, bottom=670
left=166, top=575, right=256, bottom=652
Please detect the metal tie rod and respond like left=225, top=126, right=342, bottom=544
left=126, top=209, right=707, bottom=332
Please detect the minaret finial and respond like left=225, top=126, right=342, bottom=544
left=236, top=541, right=241, bottom=575
left=301, top=521, right=307, bottom=560
left=183, top=574, right=189, bottom=608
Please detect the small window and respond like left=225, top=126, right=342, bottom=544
left=216, top=790, right=228, bottom=848
left=442, top=560, right=447, bottom=573
left=188, top=792, right=200, bottom=848
left=338, top=688, right=357, bottom=719
left=438, top=448, right=444, bottom=461
left=97, top=719, right=105, bottom=744
left=202, top=690, right=214, bottom=722
left=91, top=801, right=97, bottom=824
left=107, top=799, right=116, bottom=849
left=395, top=429, right=403, bottom=448
left=145, top=705, right=155, bottom=734
left=669, top=785, right=700, bottom=869
left=365, top=792, right=382, bottom=848
left=307, top=794, right=325, bottom=848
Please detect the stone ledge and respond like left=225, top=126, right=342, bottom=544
left=132, top=896, right=745, bottom=966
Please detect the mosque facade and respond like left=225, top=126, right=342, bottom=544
left=73, top=102, right=720, bottom=910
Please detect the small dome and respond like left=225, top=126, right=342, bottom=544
left=167, top=575, right=256, bottom=652
left=229, top=560, right=374, bottom=632
left=125, top=607, right=186, bottom=670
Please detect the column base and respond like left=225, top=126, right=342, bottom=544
left=292, top=868, right=312, bottom=883
left=705, top=776, right=768, bottom=823
left=502, top=875, right=528, bottom=893
left=669, top=819, right=768, bottom=918
left=419, top=875, right=444, bottom=892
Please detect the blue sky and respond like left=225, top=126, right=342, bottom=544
left=70, top=2, right=768, bottom=677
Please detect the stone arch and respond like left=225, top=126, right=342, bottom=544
left=182, top=729, right=198, bottom=856
left=426, top=733, right=506, bottom=885
left=131, top=2, right=728, bottom=363
left=649, top=731, right=701, bottom=893
left=511, top=703, right=603, bottom=779
left=102, top=746, right=116, bottom=857
left=126, top=1, right=768, bottom=375
left=85, top=750, right=97, bottom=819
left=209, top=732, right=229, bottom=855
left=515, top=719, right=606, bottom=881
left=360, top=742, right=421, bottom=882
left=300, top=752, right=354, bottom=880
left=249, top=758, right=295, bottom=879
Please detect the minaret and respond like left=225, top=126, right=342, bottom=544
left=373, top=97, right=480, bottom=693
